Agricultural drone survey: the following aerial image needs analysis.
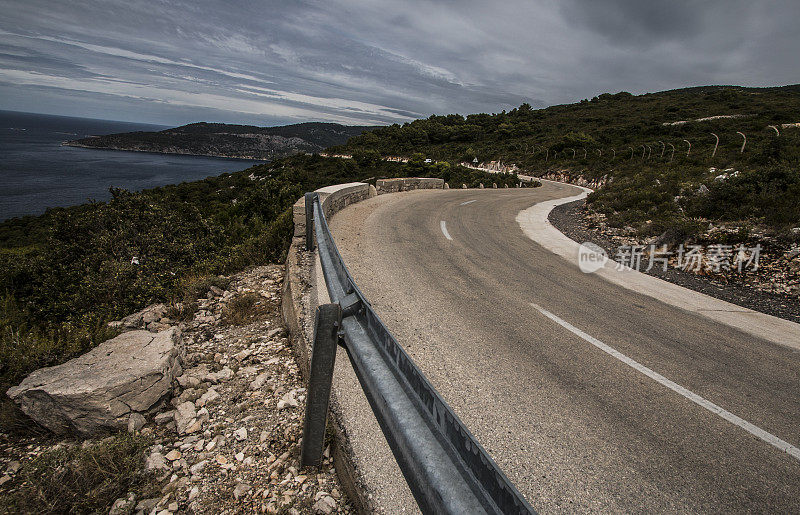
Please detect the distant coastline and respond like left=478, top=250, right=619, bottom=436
left=61, top=140, right=270, bottom=161
left=63, top=121, right=377, bottom=162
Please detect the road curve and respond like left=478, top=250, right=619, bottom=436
left=328, top=182, right=800, bottom=513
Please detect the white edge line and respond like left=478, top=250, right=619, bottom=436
left=440, top=220, right=453, bottom=241
left=516, top=180, right=800, bottom=350
left=530, top=302, right=800, bottom=462
left=460, top=199, right=477, bottom=206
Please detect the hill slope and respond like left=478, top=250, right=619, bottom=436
left=334, top=84, right=800, bottom=238
left=65, top=121, right=378, bottom=160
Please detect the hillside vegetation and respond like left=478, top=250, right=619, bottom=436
left=334, top=85, right=800, bottom=241
left=4, top=84, right=799, bottom=431
left=65, top=121, right=378, bottom=160
left=0, top=154, right=515, bottom=430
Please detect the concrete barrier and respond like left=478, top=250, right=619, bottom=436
left=292, top=182, right=372, bottom=238
left=375, top=177, right=444, bottom=194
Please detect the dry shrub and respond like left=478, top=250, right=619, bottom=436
left=1, top=432, right=156, bottom=514
left=220, top=292, right=269, bottom=326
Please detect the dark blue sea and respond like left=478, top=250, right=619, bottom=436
left=0, top=110, right=264, bottom=221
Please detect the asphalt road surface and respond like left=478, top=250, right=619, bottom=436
left=328, top=183, right=800, bottom=513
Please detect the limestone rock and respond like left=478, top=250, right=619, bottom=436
left=277, top=390, right=299, bottom=410
left=109, top=493, right=137, bottom=515
left=189, top=460, right=207, bottom=475
left=6, top=328, right=184, bottom=435
left=145, top=451, right=168, bottom=471
left=196, top=388, right=219, bottom=407
left=233, top=427, right=247, bottom=441
left=127, top=412, right=146, bottom=433
left=115, top=303, right=170, bottom=332
left=250, top=373, right=268, bottom=391
left=177, top=374, right=201, bottom=389
left=233, top=482, right=251, bottom=499
left=135, top=498, right=159, bottom=512
left=154, top=410, right=176, bottom=425
left=175, top=401, right=197, bottom=434
left=312, top=495, right=336, bottom=514
left=204, top=367, right=233, bottom=384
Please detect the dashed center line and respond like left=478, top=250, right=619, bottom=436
left=530, top=302, right=800, bottom=462
left=440, top=220, right=452, bottom=241
left=459, top=199, right=477, bottom=206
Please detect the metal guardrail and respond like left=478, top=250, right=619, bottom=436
left=300, top=192, right=536, bottom=514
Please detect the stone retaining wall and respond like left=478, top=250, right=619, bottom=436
left=375, top=177, right=444, bottom=194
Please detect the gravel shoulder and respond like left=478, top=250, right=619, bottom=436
left=549, top=199, right=800, bottom=323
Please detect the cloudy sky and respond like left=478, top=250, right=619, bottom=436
left=0, top=0, right=798, bottom=126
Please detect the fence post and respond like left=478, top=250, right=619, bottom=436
left=305, top=192, right=315, bottom=251
left=300, top=303, right=342, bottom=467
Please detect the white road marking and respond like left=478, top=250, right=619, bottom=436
left=459, top=199, right=477, bottom=206
left=517, top=184, right=800, bottom=351
left=440, top=220, right=453, bottom=241
left=530, top=302, right=800, bottom=462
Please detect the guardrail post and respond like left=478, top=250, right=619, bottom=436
left=300, top=303, right=342, bottom=467
left=304, top=192, right=316, bottom=251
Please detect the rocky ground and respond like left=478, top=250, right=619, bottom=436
left=550, top=199, right=800, bottom=323
left=0, top=264, right=352, bottom=514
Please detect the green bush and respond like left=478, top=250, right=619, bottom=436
left=685, top=166, right=800, bottom=226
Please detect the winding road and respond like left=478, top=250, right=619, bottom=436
left=327, top=182, right=800, bottom=512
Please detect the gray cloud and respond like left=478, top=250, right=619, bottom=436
left=0, top=0, right=797, bottom=126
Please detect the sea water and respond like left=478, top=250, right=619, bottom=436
left=0, top=110, right=264, bottom=221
